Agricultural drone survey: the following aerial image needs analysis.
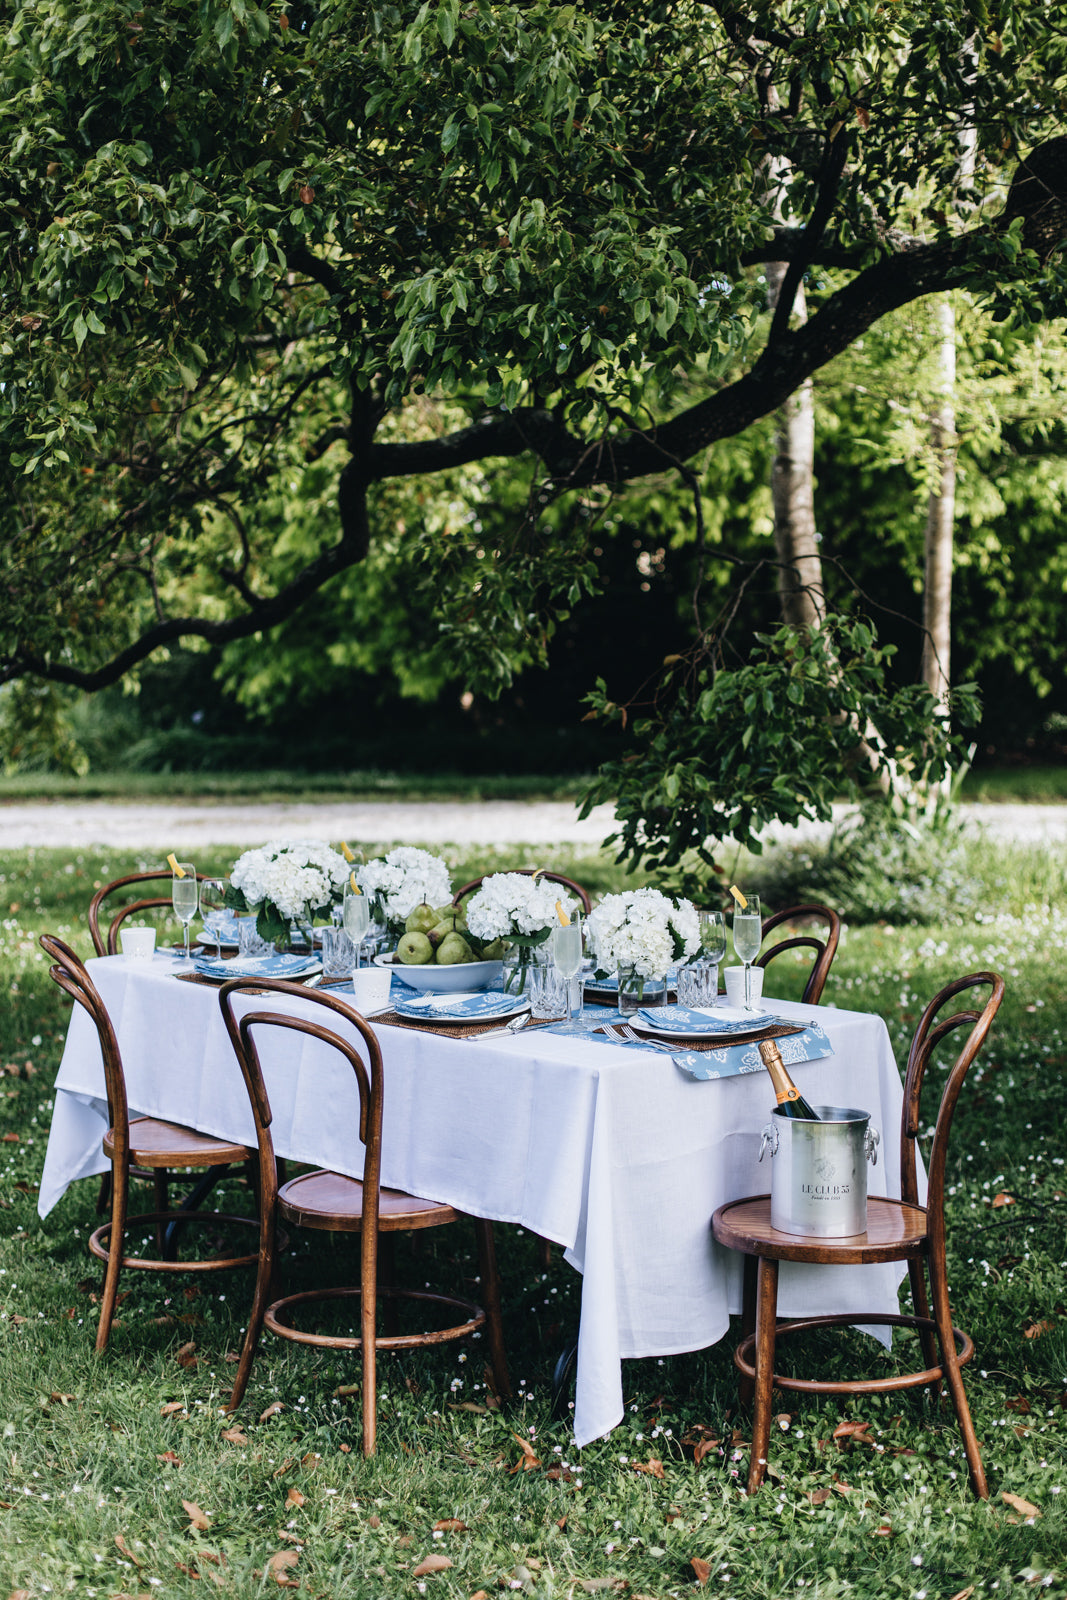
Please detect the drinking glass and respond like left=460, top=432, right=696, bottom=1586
left=698, top=908, right=727, bottom=1002
left=171, top=862, right=198, bottom=963
left=199, top=877, right=228, bottom=959
left=343, top=888, right=371, bottom=969
left=552, top=917, right=584, bottom=1024
left=731, top=894, right=763, bottom=1012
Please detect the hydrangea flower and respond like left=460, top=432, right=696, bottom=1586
left=586, top=887, right=699, bottom=979
left=229, top=839, right=350, bottom=927
left=465, top=873, right=577, bottom=943
left=356, top=847, right=452, bottom=928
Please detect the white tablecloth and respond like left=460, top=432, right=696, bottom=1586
left=40, top=957, right=911, bottom=1448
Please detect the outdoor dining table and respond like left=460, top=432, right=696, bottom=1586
left=38, top=955, right=914, bottom=1449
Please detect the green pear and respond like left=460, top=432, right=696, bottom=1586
left=428, top=921, right=455, bottom=949
left=436, top=932, right=475, bottom=965
left=405, top=902, right=439, bottom=936
left=433, top=904, right=467, bottom=931
left=397, top=931, right=433, bottom=965
left=480, top=938, right=506, bottom=960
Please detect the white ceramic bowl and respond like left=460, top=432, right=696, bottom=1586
left=373, top=952, right=504, bottom=994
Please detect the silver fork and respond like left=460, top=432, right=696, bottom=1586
left=614, top=1022, right=676, bottom=1052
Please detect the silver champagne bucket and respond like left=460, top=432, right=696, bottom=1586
left=759, top=1105, right=881, bottom=1238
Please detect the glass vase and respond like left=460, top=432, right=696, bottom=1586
left=617, top=964, right=667, bottom=1015
left=501, top=943, right=535, bottom=996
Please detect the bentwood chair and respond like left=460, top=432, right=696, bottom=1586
left=712, top=971, right=1005, bottom=1498
left=452, top=869, right=592, bottom=917
left=218, top=977, right=511, bottom=1455
left=89, top=869, right=208, bottom=956
left=42, top=936, right=260, bottom=1351
left=757, top=902, right=841, bottom=1005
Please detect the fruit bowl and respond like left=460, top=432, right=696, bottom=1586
left=373, top=952, right=504, bottom=994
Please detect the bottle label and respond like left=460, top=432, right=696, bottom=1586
left=776, top=1086, right=801, bottom=1104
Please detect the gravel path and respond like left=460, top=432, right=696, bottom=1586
left=0, top=797, right=1062, bottom=850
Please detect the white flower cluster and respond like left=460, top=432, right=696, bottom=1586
left=587, top=887, right=700, bottom=980
left=465, top=873, right=577, bottom=942
left=230, top=839, right=349, bottom=922
left=356, top=847, right=452, bottom=924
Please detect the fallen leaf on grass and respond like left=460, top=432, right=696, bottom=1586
left=692, top=1437, right=720, bottom=1466
left=9, top=1591, right=30, bottom=1599
left=1006, top=1395, right=1032, bottom=1414
left=691, top=1558, right=711, bottom=1586
left=632, top=1457, right=665, bottom=1479
left=265, top=1549, right=300, bottom=1587
left=508, top=1434, right=541, bottom=1473
left=832, top=1420, right=871, bottom=1440
left=285, top=1487, right=305, bottom=1509
left=115, top=1534, right=143, bottom=1567
left=183, top=1499, right=211, bottom=1531
left=1001, top=1491, right=1041, bottom=1519
left=433, top=1518, right=469, bottom=1532
left=991, top=1192, right=1015, bottom=1208
left=276, top=1530, right=304, bottom=1546
left=1024, top=1320, right=1055, bottom=1340
left=413, top=1553, right=453, bottom=1577
left=272, top=1458, right=295, bottom=1480
left=300, top=1451, right=320, bottom=1470
left=176, top=1341, right=198, bottom=1369
left=1, top=1133, right=19, bottom=1143
left=808, top=1488, right=832, bottom=1505
left=871, top=1524, right=893, bottom=1537
left=947, top=1588, right=975, bottom=1600
left=260, top=1400, right=285, bottom=1422
left=160, top=1401, right=187, bottom=1418
left=449, top=1401, right=489, bottom=1414
left=48, top=1391, right=76, bottom=1405
left=220, top=1426, right=248, bottom=1446
left=156, top=1451, right=182, bottom=1467
left=470, top=1591, right=490, bottom=1599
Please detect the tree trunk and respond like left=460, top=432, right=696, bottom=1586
left=765, top=264, right=825, bottom=629
left=920, top=294, right=957, bottom=715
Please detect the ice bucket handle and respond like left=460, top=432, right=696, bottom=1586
left=865, top=1125, right=881, bottom=1167
left=758, top=1121, right=778, bottom=1163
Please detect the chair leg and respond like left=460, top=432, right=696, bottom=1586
left=929, top=1253, right=987, bottom=1498
left=907, top=1259, right=940, bottom=1400
left=747, top=1256, right=779, bottom=1494
left=536, top=1233, right=552, bottom=1270
left=739, top=1255, right=758, bottom=1407
left=361, top=1227, right=379, bottom=1457
left=226, top=1168, right=281, bottom=1414
left=154, top=1171, right=171, bottom=1259
left=96, top=1164, right=129, bottom=1353
left=473, top=1216, right=511, bottom=1399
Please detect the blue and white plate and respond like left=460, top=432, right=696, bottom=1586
left=585, top=967, right=680, bottom=998
left=191, top=953, right=322, bottom=982
left=630, top=1004, right=786, bottom=1041
left=391, top=991, right=529, bottom=1025
left=197, top=913, right=243, bottom=949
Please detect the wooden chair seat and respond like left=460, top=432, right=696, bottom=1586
left=278, top=1169, right=462, bottom=1232
left=105, top=1117, right=252, bottom=1169
left=711, top=971, right=1004, bottom=1499
left=714, top=1194, right=929, bottom=1264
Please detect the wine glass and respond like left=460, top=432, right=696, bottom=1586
left=731, top=894, right=763, bottom=1012
left=199, top=877, right=228, bottom=960
left=552, top=916, right=584, bottom=1024
left=171, top=862, right=198, bottom=963
left=697, top=909, right=727, bottom=1005
left=343, top=886, right=371, bottom=970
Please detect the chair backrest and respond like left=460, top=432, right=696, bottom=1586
left=218, top=978, right=386, bottom=1231
left=756, top=902, right=841, bottom=1005
left=89, top=870, right=207, bottom=956
left=900, top=972, right=1005, bottom=1235
left=452, top=869, right=593, bottom=916
left=41, top=934, right=129, bottom=1145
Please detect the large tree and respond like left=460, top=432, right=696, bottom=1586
left=1, top=0, right=1066, bottom=695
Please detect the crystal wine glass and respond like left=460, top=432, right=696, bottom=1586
left=731, top=893, right=763, bottom=1012
left=552, top=916, right=584, bottom=1024
left=343, top=886, right=371, bottom=970
left=171, top=862, right=198, bottom=964
left=199, top=877, right=228, bottom=960
left=698, top=908, right=727, bottom=1003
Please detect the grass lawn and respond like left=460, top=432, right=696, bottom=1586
left=0, top=842, right=1063, bottom=1598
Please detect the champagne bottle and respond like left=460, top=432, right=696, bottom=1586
left=759, top=1039, right=820, bottom=1121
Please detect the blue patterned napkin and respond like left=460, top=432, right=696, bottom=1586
left=670, top=1023, right=834, bottom=1080
left=392, top=991, right=528, bottom=1022
left=192, top=953, right=321, bottom=981
left=634, top=1004, right=790, bottom=1037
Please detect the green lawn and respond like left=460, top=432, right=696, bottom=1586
left=0, top=843, right=1064, bottom=1598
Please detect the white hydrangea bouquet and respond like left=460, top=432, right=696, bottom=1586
left=226, top=839, right=350, bottom=946
left=465, top=873, right=579, bottom=992
left=586, top=887, right=699, bottom=1004
left=356, top=846, right=452, bottom=935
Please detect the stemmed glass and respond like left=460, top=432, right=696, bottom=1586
left=731, top=893, right=763, bottom=1012
left=171, top=862, right=198, bottom=964
left=343, top=885, right=371, bottom=970
left=199, top=877, right=228, bottom=960
left=552, top=915, right=584, bottom=1024
left=698, top=909, right=727, bottom=1003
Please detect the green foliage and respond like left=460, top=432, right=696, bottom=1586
left=580, top=614, right=980, bottom=890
